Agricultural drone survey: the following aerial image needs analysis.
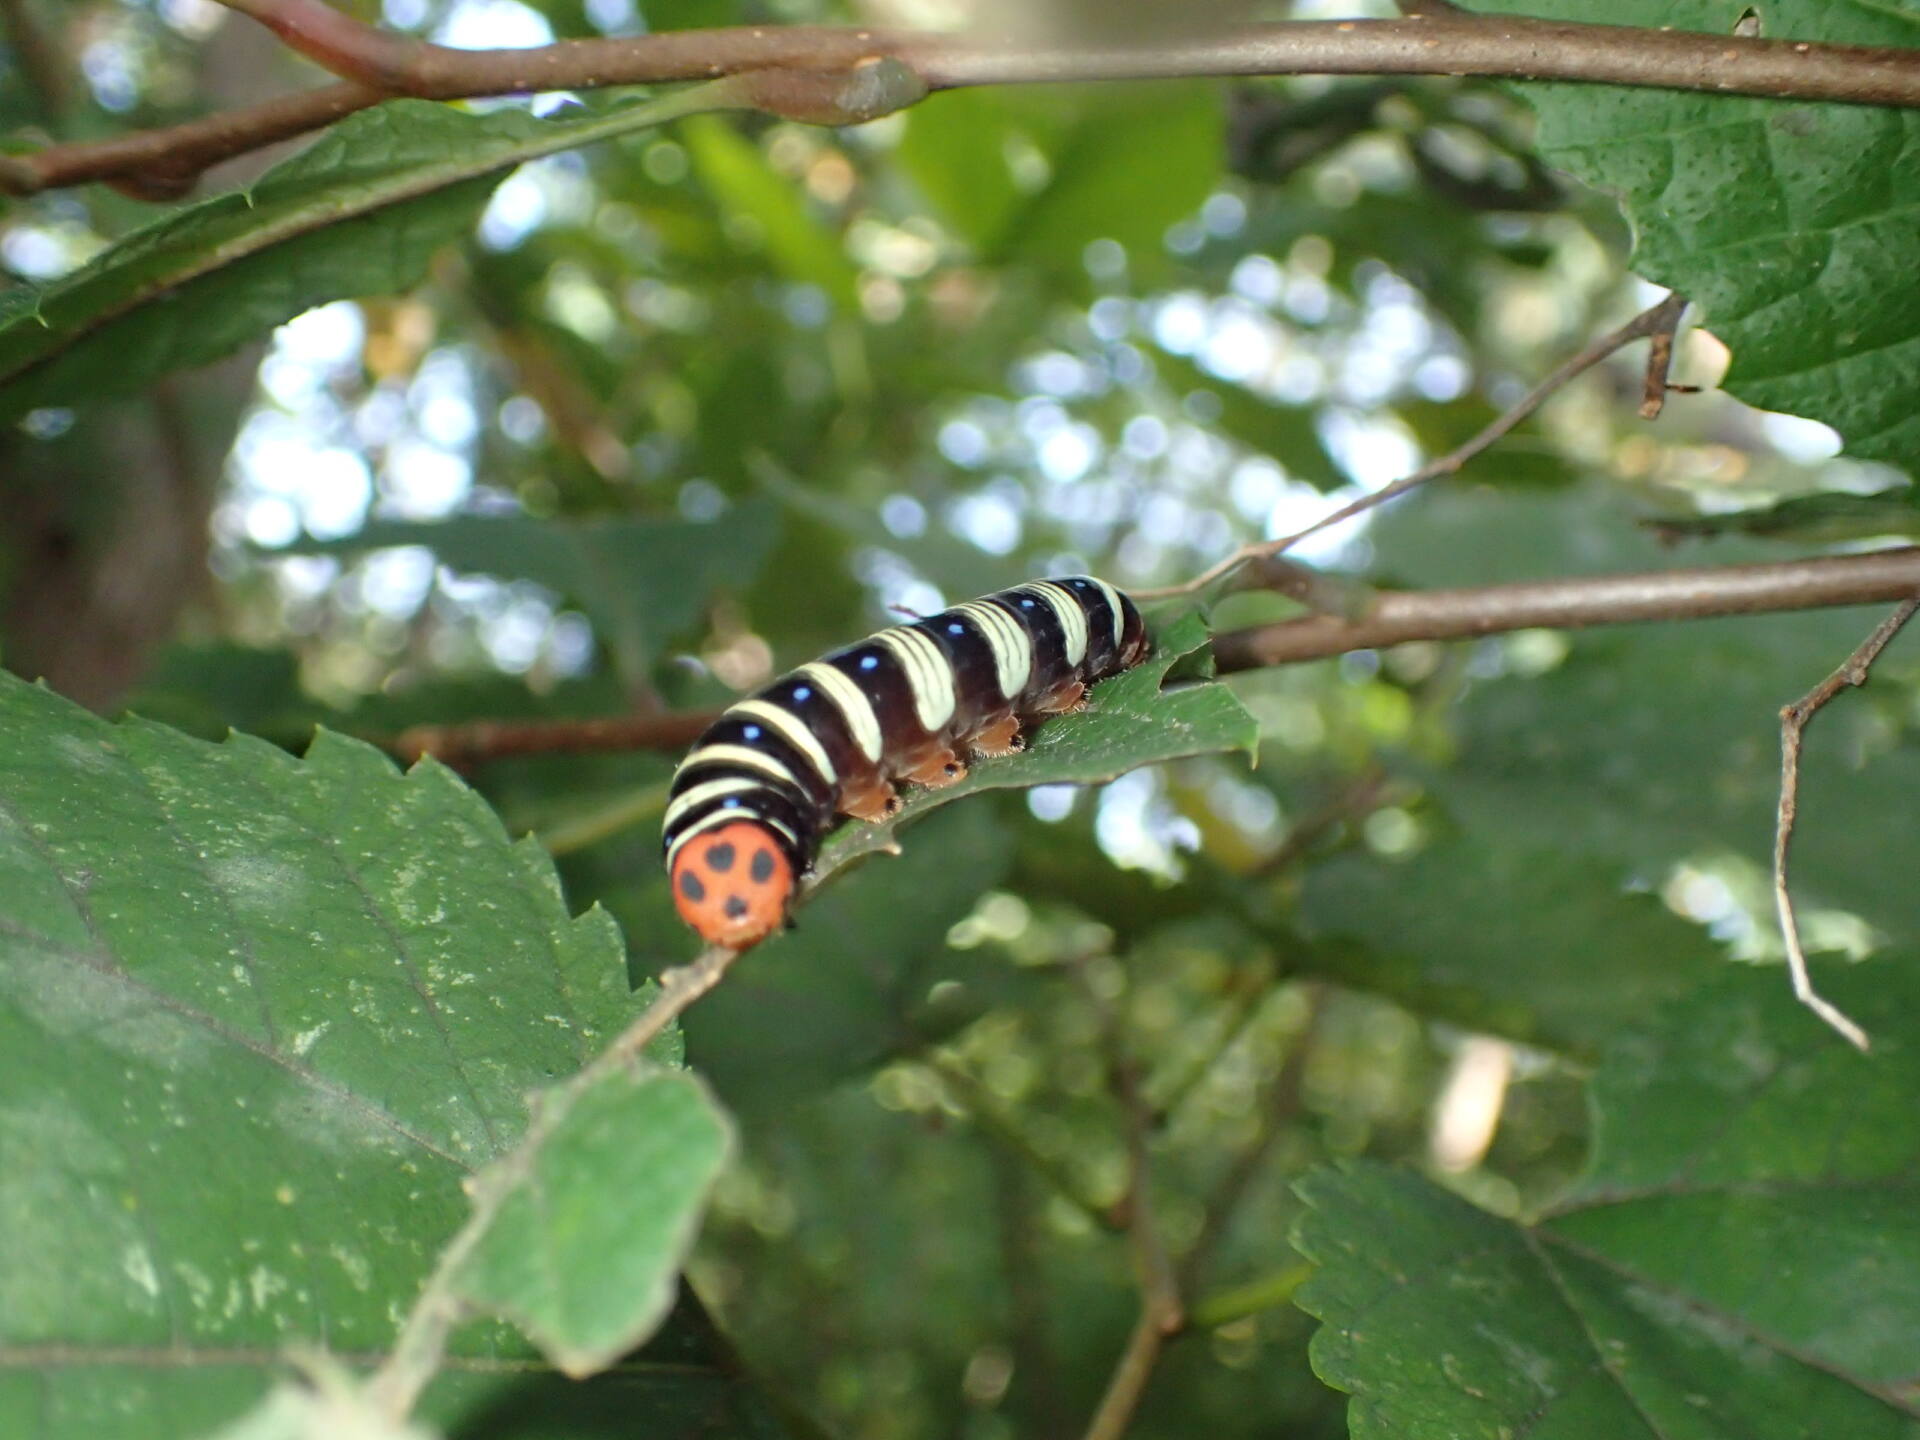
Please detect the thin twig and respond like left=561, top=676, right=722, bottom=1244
left=1077, top=961, right=1182, bottom=1440
left=15, top=9, right=1920, bottom=194
left=372, top=547, right=1920, bottom=768
left=925, top=1054, right=1124, bottom=1232
left=382, top=709, right=721, bottom=767
left=1209, top=546, right=1920, bottom=673
left=1177, top=985, right=1322, bottom=1294
left=1139, top=293, right=1689, bottom=601
left=1144, top=961, right=1276, bottom=1124
left=1639, top=300, right=1689, bottom=419
left=1772, top=598, right=1919, bottom=1052
left=1082, top=1307, right=1172, bottom=1440
left=1248, top=768, right=1394, bottom=878
left=362, top=940, right=741, bottom=1418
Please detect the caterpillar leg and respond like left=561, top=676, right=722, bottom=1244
left=839, top=776, right=903, bottom=822
left=1035, top=679, right=1086, bottom=715
left=970, top=712, right=1025, bottom=758
left=903, top=746, right=968, bottom=788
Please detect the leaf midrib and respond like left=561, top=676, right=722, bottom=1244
left=1536, top=1228, right=1920, bottom=1418
left=0, top=88, right=734, bottom=395
left=0, top=914, right=466, bottom=1171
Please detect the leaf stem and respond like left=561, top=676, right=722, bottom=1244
left=1185, top=1263, right=1314, bottom=1330
left=925, top=1054, right=1124, bottom=1232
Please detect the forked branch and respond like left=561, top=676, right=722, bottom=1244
left=11, top=7, right=1920, bottom=195
left=1772, top=599, right=1920, bottom=1051
left=1137, top=292, right=1691, bottom=601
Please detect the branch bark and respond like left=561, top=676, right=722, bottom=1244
left=1772, top=598, right=1920, bottom=1051
left=13, top=9, right=1920, bottom=195
left=1078, top=972, right=1183, bottom=1440
left=1210, top=547, right=1920, bottom=673
left=363, top=548, right=1920, bottom=764
left=382, top=709, right=720, bottom=768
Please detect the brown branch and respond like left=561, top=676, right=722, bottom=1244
left=13, top=9, right=1920, bottom=195
left=378, top=549, right=1920, bottom=770
left=1210, top=547, right=1920, bottom=673
left=381, top=709, right=721, bottom=768
left=1773, top=598, right=1920, bottom=1051
left=219, top=0, right=439, bottom=92
left=1141, top=292, right=1689, bottom=602
left=926, top=1054, right=1123, bottom=1232
left=1249, top=768, right=1395, bottom=876
left=1176, top=985, right=1323, bottom=1295
left=1078, top=962, right=1182, bottom=1440
left=1639, top=300, right=1689, bottom=419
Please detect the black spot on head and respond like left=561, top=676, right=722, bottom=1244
left=724, top=895, right=749, bottom=919
left=705, top=842, right=737, bottom=873
left=750, top=850, right=776, bottom=883
left=679, top=871, right=707, bottom=902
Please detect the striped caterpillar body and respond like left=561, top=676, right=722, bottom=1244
left=664, top=577, right=1151, bottom=949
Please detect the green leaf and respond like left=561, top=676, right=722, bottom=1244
left=1648, top=488, right=1920, bottom=545
left=679, top=114, right=862, bottom=313
left=0, top=672, right=697, bottom=1433
left=1295, top=961, right=1920, bottom=1440
left=897, top=88, right=1029, bottom=255
left=1468, top=0, right=1920, bottom=465
left=1299, top=842, right=1727, bottom=1054
left=813, top=606, right=1260, bottom=879
left=449, top=1067, right=732, bottom=1378
left=285, top=501, right=781, bottom=685
left=11, top=1302, right=796, bottom=1440
left=0, top=91, right=728, bottom=422
left=899, top=83, right=1224, bottom=284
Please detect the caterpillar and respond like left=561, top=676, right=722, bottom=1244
left=664, top=577, right=1151, bottom=949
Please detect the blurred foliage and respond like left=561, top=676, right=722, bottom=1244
left=3, top=1, right=1918, bottom=1439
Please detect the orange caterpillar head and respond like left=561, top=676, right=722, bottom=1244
left=670, top=820, right=796, bottom=950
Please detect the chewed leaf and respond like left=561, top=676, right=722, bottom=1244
left=0, top=672, right=701, bottom=1434
left=1471, top=0, right=1920, bottom=464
